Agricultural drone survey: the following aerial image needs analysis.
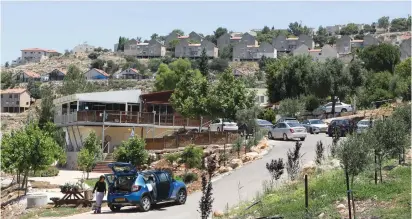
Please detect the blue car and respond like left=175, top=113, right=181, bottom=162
left=105, top=162, right=187, bottom=212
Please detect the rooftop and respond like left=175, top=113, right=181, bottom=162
left=90, top=68, right=110, bottom=77
left=352, top=40, right=364, bottom=43
left=178, top=36, right=189, bottom=39
left=1, top=88, right=27, bottom=94
left=21, top=70, right=40, bottom=78
left=53, top=90, right=142, bottom=105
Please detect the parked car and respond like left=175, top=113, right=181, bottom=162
left=356, top=119, right=374, bottom=134
left=327, top=118, right=356, bottom=137
left=301, top=119, right=328, bottom=134
left=268, top=122, right=307, bottom=141
left=238, top=119, right=273, bottom=136
left=314, top=102, right=354, bottom=114
left=276, top=117, right=299, bottom=124
left=105, top=162, right=187, bottom=212
left=209, top=118, right=238, bottom=132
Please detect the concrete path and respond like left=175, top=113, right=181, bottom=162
left=56, top=134, right=333, bottom=219
left=29, top=170, right=103, bottom=185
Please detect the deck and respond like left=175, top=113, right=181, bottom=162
left=54, top=110, right=208, bottom=128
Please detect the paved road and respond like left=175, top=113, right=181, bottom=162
left=58, top=134, right=333, bottom=219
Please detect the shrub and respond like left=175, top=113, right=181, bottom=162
left=208, top=58, right=229, bottom=72
left=88, top=52, right=100, bottom=60
left=315, top=140, right=324, bottom=165
left=278, top=98, right=304, bottom=117
left=232, top=137, right=243, bottom=158
left=179, top=144, right=203, bottom=169
left=181, top=172, right=198, bottom=184
left=29, top=166, right=59, bottom=177
left=286, top=141, right=302, bottom=181
left=164, top=152, right=180, bottom=165
left=114, top=137, right=148, bottom=167
left=266, top=158, right=285, bottom=183
left=304, top=95, right=321, bottom=112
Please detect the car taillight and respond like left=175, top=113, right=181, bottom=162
left=290, top=128, right=294, bottom=133
left=131, top=185, right=141, bottom=192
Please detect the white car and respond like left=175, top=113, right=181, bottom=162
left=301, top=119, right=328, bottom=134
left=209, top=119, right=238, bottom=132
left=315, top=102, right=353, bottom=114
left=268, top=122, right=307, bottom=141
left=356, top=119, right=373, bottom=134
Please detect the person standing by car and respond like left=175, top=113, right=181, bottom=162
left=93, top=175, right=106, bottom=214
left=147, top=176, right=157, bottom=202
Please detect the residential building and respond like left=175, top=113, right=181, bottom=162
left=1, top=88, right=31, bottom=113
left=272, top=34, right=314, bottom=53
left=292, top=44, right=338, bottom=62
left=72, top=43, right=95, bottom=54
left=114, top=68, right=144, bottom=80
left=124, top=39, right=166, bottom=58
left=47, top=69, right=67, bottom=81
left=188, top=31, right=203, bottom=42
left=175, top=39, right=218, bottom=58
left=84, top=68, right=110, bottom=80
left=336, top=35, right=380, bottom=54
left=216, top=33, right=242, bottom=50
left=233, top=69, right=246, bottom=78
left=20, top=48, right=60, bottom=63
left=232, top=41, right=277, bottom=61
left=325, top=25, right=345, bottom=35
left=13, top=70, right=41, bottom=82
left=164, top=32, right=180, bottom=47
left=53, top=90, right=208, bottom=169
left=400, top=38, right=411, bottom=60
left=248, top=88, right=269, bottom=107
left=240, top=32, right=258, bottom=46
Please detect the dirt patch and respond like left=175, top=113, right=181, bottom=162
left=29, top=180, right=60, bottom=189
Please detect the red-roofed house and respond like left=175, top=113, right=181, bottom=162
left=14, top=70, right=41, bottom=82
left=20, top=48, right=60, bottom=63
left=1, top=88, right=32, bottom=113
left=84, top=68, right=110, bottom=80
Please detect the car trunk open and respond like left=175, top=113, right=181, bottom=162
left=110, top=175, right=138, bottom=194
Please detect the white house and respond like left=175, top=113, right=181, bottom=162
left=72, top=43, right=95, bottom=54
left=84, top=68, right=110, bottom=80
left=114, top=68, right=144, bottom=80
left=20, top=48, right=60, bottom=63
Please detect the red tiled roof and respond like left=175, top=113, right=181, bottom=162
left=22, top=70, right=40, bottom=78
left=188, top=44, right=201, bottom=46
left=1, top=88, right=27, bottom=94
left=286, top=38, right=298, bottom=40
left=178, top=36, right=189, bottom=39
left=231, top=37, right=242, bottom=40
left=309, top=49, right=322, bottom=52
left=21, top=48, right=59, bottom=53
left=351, top=40, right=364, bottom=43
left=92, top=68, right=110, bottom=77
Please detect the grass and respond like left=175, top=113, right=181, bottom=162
left=223, top=160, right=411, bottom=219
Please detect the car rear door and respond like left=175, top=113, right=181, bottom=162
left=155, top=172, right=171, bottom=200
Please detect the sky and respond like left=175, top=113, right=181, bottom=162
left=1, top=1, right=411, bottom=63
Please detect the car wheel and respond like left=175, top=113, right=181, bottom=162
left=341, top=108, right=347, bottom=113
left=282, top=133, right=288, bottom=141
left=139, top=195, right=151, bottom=212
left=109, top=205, right=121, bottom=212
left=300, top=137, right=306, bottom=141
left=175, top=189, right=187, bottom=205
left=268, top=131, right=273, bottom=139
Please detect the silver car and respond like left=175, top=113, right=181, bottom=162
left=268, top=122, right=307, bottom=141
left=357, top=119, right=373, bottom=134
left=301, top=119, right=328, bottom=134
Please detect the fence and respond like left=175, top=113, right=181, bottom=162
left=145, top=131, right=239, bottom=150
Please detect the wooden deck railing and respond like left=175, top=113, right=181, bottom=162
left=54, top=110, right=209, bottom=127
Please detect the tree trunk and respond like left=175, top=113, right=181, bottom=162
left=331, top=96, right=336, bottom=116
left=374, top=152, right=378, bottom=185
left=87, top=171, right=90, bottom=180
left=379, top=158, right=383, bottom=183
left=24, top=170, right=29, bottom=195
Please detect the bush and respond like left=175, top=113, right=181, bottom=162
left=88, top=52, right=100, bottom=60
left=278, top=98, right=304, bottom=117
left=29, top=166, right=59, bottom=177
left=181, top=172, right=198, bottom=184
left=164, top=152, right=180, bottom=165
left=209, top=58, right=229, bottom=72
left=114, top=137, right=148, bottom=167
left=179, top=144, right=203, bottom=169
left=304, top=95, right=321, bottom=112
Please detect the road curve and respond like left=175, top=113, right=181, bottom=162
left=56, top=134, right=333, bottom=219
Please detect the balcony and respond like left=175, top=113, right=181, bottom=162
left=54, top=110, right=207, bottom=128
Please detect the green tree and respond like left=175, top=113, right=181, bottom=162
left=340, top=23, right=359, bottom=35
left=105, top=60, right=119, bottom=75
left=362, top=71, right=395, bottom=104
left=170, top=69, right=209, bottom=120
left=83, top=131, right=102, bottom=160
left=117, top=36, right=128, bottom=51
left=91, top=59, right=105, bottom=69
left=390, top=17, right=409, bottom=32
left=148, top=58, right=163, bottom=73
left=288, top=21, right=311, bottom=36
left=150, top=33, right=159, bottom=40
left=114, top=137, right=148, bottom=168
left=172, top=29, right=184, bottom=36
left=77, top=148, right=95, bottom=179
left=208, top=58, right=229, bottom=72
left=378, top=16, right=390, bottom=29
left=37, top=84, right=56, bottom=127
left=168, top=39, right=180, bottom=50
left=27, top=78, right=41, bottom=99
left=278, top=98, right=304, bottom=117
left=214, top=27, right=228, bottom=43
left=236, top=105, right=261, bottom=136
left=327, top=36, right=337, bottom=46
left=5, top=62, right=9, bottom=68
left=199, top=48, right=209, bottom=77
left=359, top=43, right=400, bottom=73
left=88, top=52, right=100, bottom=60
left=78, top=132, right=101, bottom=179
left=258, top=108, right=277, bottom=124
left=154, top=59, right=192, bottom=91
left=60, top=65, right=88, bottom=95
left=207, top=68, right=255, bottom=120
left=392, top=58, right=411, bottom=101
left=218, top=44, right=233, bottom=60
left=314, top=26, right=328, bottom=47
left=1, top=71, right=15, bottom=89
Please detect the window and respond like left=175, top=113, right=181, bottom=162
left=14, top=94, right=18, bottom=98
left=157, top=173, right=169, bottom=182
left=260, top=96, right=264, bottom=103
left=16, top=101, right=19, bottom=104
left=26, top=102, right=29, bottom=105
left=9, top=95, right=12, bottom=98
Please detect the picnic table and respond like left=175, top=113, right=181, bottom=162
left=50, top=190, right=93, bottom=207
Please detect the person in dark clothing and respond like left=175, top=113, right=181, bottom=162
left=93, top=175, right=106, bottom=213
